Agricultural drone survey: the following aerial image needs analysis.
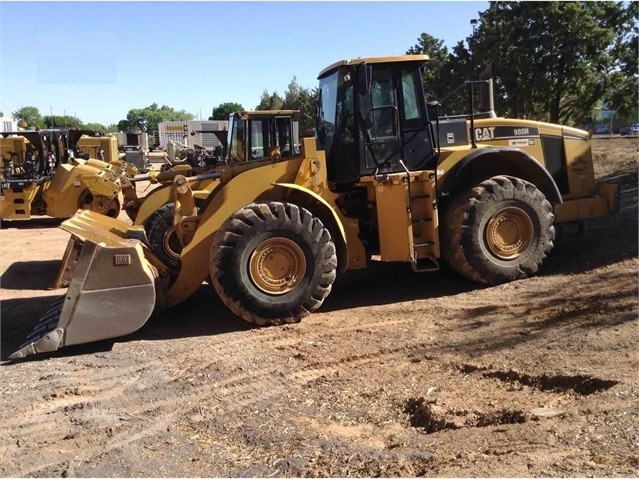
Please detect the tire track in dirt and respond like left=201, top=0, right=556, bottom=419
left=0, top=361, right=158, bottom=425
left=2, top=312, right=415, bottom=465
left=2, top=334, right=434, bottom=476
left=11, top=410, right=180, bottom=478
left=3, top=259, right=634, bottom=477
left=0, top=361, right=170, bottom=476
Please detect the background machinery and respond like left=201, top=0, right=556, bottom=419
left=0, top=129, right=137, bottom=220
left=10, top=55, right=617, bottom=359
left=116, top=121, right=152, bottom=173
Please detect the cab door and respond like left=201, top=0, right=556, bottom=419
left=360, top=65, right=400, bottom=172
left=359, top=63, right=435, bottom=175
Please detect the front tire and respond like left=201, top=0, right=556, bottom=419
left=443, top=176, right=555, bottom=285
left=210, top=202, right=337, bottom=326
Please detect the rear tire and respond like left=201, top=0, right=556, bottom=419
left=210, top=202, right=337, bottom=326
left=443, top=176, right=554, bottom=285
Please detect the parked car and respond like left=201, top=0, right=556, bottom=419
left=620, top=123, right=639, bottom=136
left=594, top=125, right=611, bottom=134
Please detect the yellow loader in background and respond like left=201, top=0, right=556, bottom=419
left=119, top=110, right=300, bottom=271
left=50, top=110, right=299, bottom=289
left=0, top=129, right=137, bottom=220
left=10, top=55, right=618, bottom=359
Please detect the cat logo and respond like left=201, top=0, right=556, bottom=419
left=474, top=127, right=495, bottom=141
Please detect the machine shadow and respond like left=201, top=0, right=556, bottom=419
left=0, top=286, right=253, bottom=362
left=0, top=266, right=478, bottom=362
left=323, top=263, right=480, bottom=312
left=1, top=260, right=62, bottom=290
left=2, top=178, right=636, bottom=364
left=0, top=217, right=66, bottom=230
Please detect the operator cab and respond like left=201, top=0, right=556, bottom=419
left=226, top=110, right=300, bottom=164
left=316, top=55, right=437, bottom=185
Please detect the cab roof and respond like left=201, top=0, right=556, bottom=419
left=318, top=55, right=429, bottom=79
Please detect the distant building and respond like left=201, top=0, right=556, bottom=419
left=0, top=117, right=19, bottom=132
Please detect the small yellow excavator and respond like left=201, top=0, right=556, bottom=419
left=10, top=55, right=618, bottom=359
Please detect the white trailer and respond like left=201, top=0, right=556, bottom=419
left=158, top=120, right=227, bottom=150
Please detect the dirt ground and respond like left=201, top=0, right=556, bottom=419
left=0, top=137, right=637, bottom=477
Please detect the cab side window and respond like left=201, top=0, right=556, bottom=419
left=251, top=120, right=266, bottom=159
left=275, top=118, right=293, bottom=157
left=400, top=68, right=426, bottom=129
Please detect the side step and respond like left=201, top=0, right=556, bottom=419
left=410, top=253, right=440, bottom=273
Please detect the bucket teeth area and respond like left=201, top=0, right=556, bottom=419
left=9, top=295, right=66, bottom=360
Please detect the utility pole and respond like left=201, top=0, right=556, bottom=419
left=470, top=18, right=479, bottom=51
left=609, top=110, right=614, bottom=139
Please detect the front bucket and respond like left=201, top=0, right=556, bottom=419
left=10, top=237, right=159, bottom=359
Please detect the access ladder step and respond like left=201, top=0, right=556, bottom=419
left=411, top=256, right=440, bottom=273
left=411, top=217, right=432, bottom=224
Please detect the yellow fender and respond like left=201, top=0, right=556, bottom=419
left=133, top=184, right=174, bottom=225
left=272, top=182, right=348, bottom=273
left=165, top=157, right=345, bottom=307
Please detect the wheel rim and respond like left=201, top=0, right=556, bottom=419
left=485, top=206, right=534, bottom=260
left=249, top=237, right=306, bottom=295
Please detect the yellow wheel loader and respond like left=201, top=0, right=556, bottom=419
left=10, top=55, right=618, bottom=359
left=97, top=110, right=299, bottom=282
left=0, top=129, right=137, bottom=221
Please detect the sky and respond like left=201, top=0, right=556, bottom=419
left=0, top=1, right=489, bottom=127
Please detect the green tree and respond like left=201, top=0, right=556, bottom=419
left=282, top=77, right=303, bottom=107
left=406, top=33, right=451, bottom=102
left=282, top=77, right=318, bottom=137
left=254, top=79, right=318, bottom=137
left=210, top=102, right=244, bottom=120
left=439, top=40, right=482, bottom=115
left=12, top=106, right=44, bottom=129
left=467, top=1, right=635, bottom=125
left=255, top=90, right=284, bottom=111
left=122, top=103, right=194, bottom=133
left=600, top=1, right=638, bottom=122
left=83, top=122, right=109, bottom=133
left=117, top=119, right=130, bottom=132
left=406, top=33, right=479, bottom=116
left=44, top=114, right=82, bottom=129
